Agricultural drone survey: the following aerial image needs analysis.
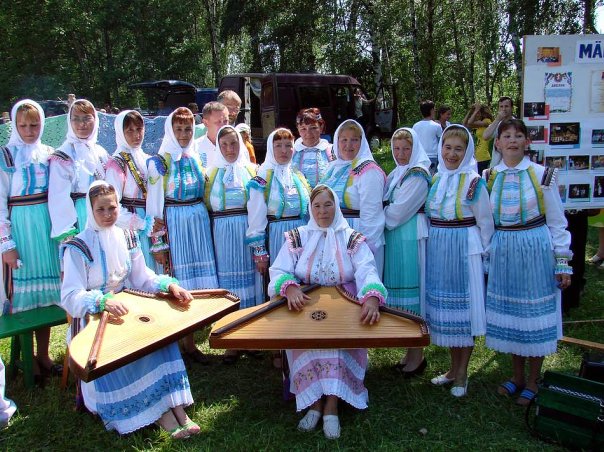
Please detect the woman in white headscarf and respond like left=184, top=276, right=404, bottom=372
left=383, top=127, right=431, bottom=377
left=146, top=107, right=218, bottom=363
left=48, top=99, right=109, bottom=241
left=268, top=184, right=386, bottom=440
left=424, top=125, right=494, bottom=398
left=320, top=119, right=386, bottom=275
left=206, top=125, right=258, bottom=309
left=61, top=180, right=199, bottom=438
left=245, top=128, right=311, bottom=302
left=105, top=110, right=154, bottom=268
left=0, top=99, right=62, bottom=374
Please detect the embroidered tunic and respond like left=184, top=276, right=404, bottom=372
left=292, top=138, right=335, bottom=188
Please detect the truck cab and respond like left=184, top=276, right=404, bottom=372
left=219, top=73, right=397, bottom=160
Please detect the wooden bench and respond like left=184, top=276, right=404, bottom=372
left=0, top=305, right=67, bottom=388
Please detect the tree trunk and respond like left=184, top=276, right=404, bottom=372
left=202, top=0, right=222, bottom=86
left=583, top=0, right=596, bottom=33
left=410, top=0, right=423, bottom=101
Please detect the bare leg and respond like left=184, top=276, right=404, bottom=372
left=183, top=334, right=196, bottom=353
left=310, top=397, right=324, bottom=413
left=172, top=406, right=200, bottom=435
left=498, top=354, right=526, bottom=395
left=401, top=347, right=424, bottom=371
left=446, top=347, right=457, bottom=380
left=156, top=409, right=188, bottom=438
left=323, top=396, right=338, bottom=416
left=452, top=346, right=473, bottom=386
left=34, top=327, right=53, bottom=370
left=525, top=357, right=544, bottom=393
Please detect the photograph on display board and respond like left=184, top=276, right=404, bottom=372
left=592, top=129, right=604, bottom=147
left=545, top=155, right=567, bottom=170
left=549, top=122, right=580, bottom=146
left=537, top=47, right=561, bottom=64
left=567, top=155, right=590, bottom=170
left=591, top=155, right=604, bottom=170
left=590, top=70, right=604, bottom=113
left=528, top=148, right=544, bottom=164
left=568, top=183, right=591, bottom=201
left=527, top=125, right=547, bottom=143
left=559, top=184, right=567, bottom=202
left=524, top=102, right=549, bottom=119
left=544, top=72, right=572, bottom=113
left=594, top=176, right=604, bottom=198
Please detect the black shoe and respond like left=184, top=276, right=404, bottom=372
left=184, top=349, right=211, bottom=365
left=395, top=358, right=427, bottom=379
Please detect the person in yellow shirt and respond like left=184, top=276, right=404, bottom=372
left=463, top=103, right=494, bottom=173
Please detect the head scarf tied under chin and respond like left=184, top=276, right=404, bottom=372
left=299, top=184, right=351, bottom=268
left=86, top=181, right=129, bottom=284
left=7, top=99, right=47, bottom=168
left=113, top=110, right=148, bottom=171
left=330, top=119, right=375, bottom=170
left=384, top=127, right=431, bottom=201
left=212, top=125, right=248, bottom=188
left=260, top=128, right=294, bottom=190
left=60, top=99, right=101, bottom=176
left=433, top=124, right=478, bottom=204
left=158, top=109, right=195, bottom=162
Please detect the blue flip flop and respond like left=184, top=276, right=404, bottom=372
left=516, top=388, right=537, bottom=406
left=498, top=380, right=524, bottom=396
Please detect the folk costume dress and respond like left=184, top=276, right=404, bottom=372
left=206, top=126, right=258, bottom=308
left=292, top=137, right=336, bottom=188
left=268, top=186, right=387, bottom=412
left=48, top=100, right=109, bottom=241
left=61, top=182, right=192, bottom=435
left=146, top=112, right=218, bottom=290
left=246, top=130, right=311, bottom=298
left=320, top=120, right=386, bottom=274
left=425, top=125, right=494, bottom=347
left=0, top=100, right=61, bottom=315
left=484, top=157, right=571, bottom=357
left=383, top=128, right=431, bottom=315
left=105, top=111, right=154, bottom=268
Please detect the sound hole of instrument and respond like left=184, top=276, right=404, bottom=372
left=310, top=310, right=327, bottom=321
left=136, top=315, right=153, bottom=324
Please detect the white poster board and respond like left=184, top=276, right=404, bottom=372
left=523, top=34, right=604, bottom=209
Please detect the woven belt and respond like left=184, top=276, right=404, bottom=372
left=121, top=196, right=146, bottom=209
left=341, top=208, right=360, bottom=218
left=165, top=198, right=203, bottom=207
left=70, top=192, right=86, bottom=201
left=430, top=217, right=477, bottom=228
left=211, top=208, right=248, bottom=218
left=267, top=215, right=301, bottom=223
left=496, top=215, right=546, bottom=231
left=8, top=192, right=48, bottom=207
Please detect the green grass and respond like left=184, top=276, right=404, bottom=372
left=1, top=152, right=602, bottom=450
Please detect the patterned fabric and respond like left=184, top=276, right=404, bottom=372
left=291, top=143, right=333, bottom=188
left=488, top=167, right=544, bottom=226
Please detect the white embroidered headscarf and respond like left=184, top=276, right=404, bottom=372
left=212, top=125, right=248, bottom=188
left=59, top=99, right=102, bottom=176
left=158, top=109, right=196, bottom=162
left=299, top=184, right=351, bottom=269
left=113, top=110, right=148, bottom=171
left=259, top=128, right=294, bottom=190
left=384, top=127, right=431, bottom=201
left=433, top=124, right=478, bottom=204
left=85, top=181, right=129, bottom=285
left=330, top=119, right=375, bottom=170
left=7, top=99, right=48, bottom=168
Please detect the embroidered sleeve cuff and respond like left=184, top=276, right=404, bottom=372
left=360, top=283, right=388, bottom=306
left=0, top=236, right=16, bottom=253
left=555, top=257, right=573, bottom=275
left=150, top=235, right=169, bottom=252
left=84, top=289, right=106, bottom=315
left=53, top=228, right=78, bottom=242
left=157, top=275, right=179, bottom=293
left=274, top=273, right=299, bottom=296
left=142, top=215, right=155, bottom=236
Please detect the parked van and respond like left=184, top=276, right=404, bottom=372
left=218, top=73, right=397, bottom=160
left=128, top=80, right=217, bottom=116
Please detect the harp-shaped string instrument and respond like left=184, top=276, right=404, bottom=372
left=69, top=288, right=240, bottom=382
left=210, top=285, right=430, bottom=349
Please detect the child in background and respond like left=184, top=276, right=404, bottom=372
left=292, top=108, right=335, bottom=188
left=425, top=125, right=494, bottom=397
left=235, top=123, right=257, bottom=164
left=484, top=119, right=571, bottom=406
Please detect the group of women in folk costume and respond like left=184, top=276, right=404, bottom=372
left=1, top=98, right=573, bottom=440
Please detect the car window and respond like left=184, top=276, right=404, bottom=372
left=298, top=86, right=331, bottom=108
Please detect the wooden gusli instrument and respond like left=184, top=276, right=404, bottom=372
left=69, top=288, right=240, bottom=382
left=209, top=285, right=430, bottom=349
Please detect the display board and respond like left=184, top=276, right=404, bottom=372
left=523, top=34, right=604, bottom=209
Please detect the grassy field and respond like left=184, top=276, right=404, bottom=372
left=1, top=147, right=602, bottom=451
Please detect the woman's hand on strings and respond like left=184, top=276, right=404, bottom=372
left=285, top=285, right=310, bottom=311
